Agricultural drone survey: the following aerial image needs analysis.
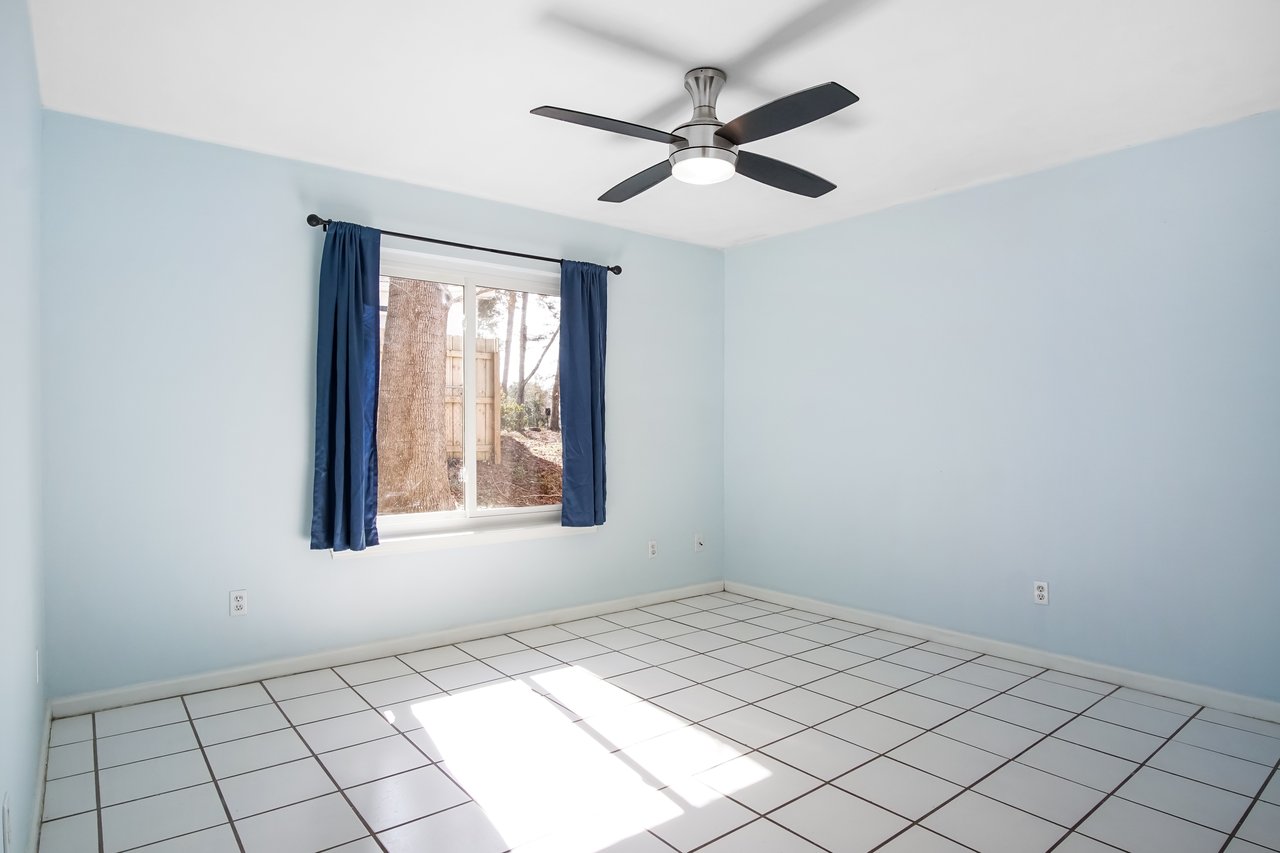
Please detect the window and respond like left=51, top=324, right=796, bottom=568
left=376, top=249, right=563, bottom=538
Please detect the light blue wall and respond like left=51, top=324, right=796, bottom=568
left=0, top=0, right=46, bottom=845
left=41, top=113, right=724, bottom=697
left=37, top=103, right=1280, bottom=705
left=724, top=111, right=1280, bottom=701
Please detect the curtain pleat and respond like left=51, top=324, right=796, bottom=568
left=559, top=260, right=608, bottom=527
left=310, top=222, right=382, bottom=550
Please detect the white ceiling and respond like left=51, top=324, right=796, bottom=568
left=28, top=0, right=1280, bottom=248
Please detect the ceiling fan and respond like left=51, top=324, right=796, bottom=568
left=531, top=68, right=859, bottom=202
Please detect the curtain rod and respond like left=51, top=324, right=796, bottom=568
left=305, top=214, right=621, bottom=275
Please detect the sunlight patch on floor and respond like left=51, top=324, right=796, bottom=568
left=409, top=666, right=771, bottom=852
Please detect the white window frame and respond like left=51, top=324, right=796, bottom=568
left=374, top=246, right=563, bottom=542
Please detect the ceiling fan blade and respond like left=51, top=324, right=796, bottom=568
left=531, top=106, right=684, bottom=145
left=599, top=161, right=672, bottom=203
left=717, top=82, right=859, bottom=146
left=632, top=91, right=704, bottom=135
left=731, top=0, right=887, bottom=71
left=541, top=10, right=691, bottom=68
left=735, top=151, right=836, bottom=198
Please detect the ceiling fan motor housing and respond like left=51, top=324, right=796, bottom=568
left=670, top=67, right=737, bottom=173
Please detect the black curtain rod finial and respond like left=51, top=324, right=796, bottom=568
left=304, top=212, right=620, bottom=275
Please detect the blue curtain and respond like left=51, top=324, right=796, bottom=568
left=559, top=260, right=609, bottom=526
left=310, top=223, right=382, bottom=551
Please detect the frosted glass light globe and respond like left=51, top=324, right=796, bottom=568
left=672, top=155, right=735, bottom=185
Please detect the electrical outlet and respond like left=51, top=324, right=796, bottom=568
left=647, top=540, right=657, bottom=559
left=694, top=533, right=705, bottom=553
left=229, top=589, right=248, bottom=616
left=1033, top=581, right=1049, bottom=605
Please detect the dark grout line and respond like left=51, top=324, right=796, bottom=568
left=655, top=605, right=1273, bottom=795
left=180, top=695, right=247, bottom=853
left=373, top=798, right=485, bottom=840
left=731, top=655, right=1050, bottom=845
left=1012, top=719, right=1272, bottom=796
left=96, top=779, right=208, bottom=812
left=48, top=593, right=1280, bottom=853
left=320, top=660, right=527, bottom=851
left=330, top=665, right=448, bottom=772
left=647, top=605, right=1244, bottom=851
left=1217, top=754, right=1280, bottom=852
left=865, top=683, right=1122, bottom=852
left=1043, top=707, right=1206, bottom=852
left=627, top=613, right=1056, bottom=849
left=315, top=837, right=379, bottom=853
left=857, top=671, right=1269, bottom=844
left=114, top=822, right=238, bottom=853
left=193, top=768, right=430, bottom=841
left=684, top=817, right=840, bottom=853
left=645, top=828, right=683, bottom=852
left=331, top=602, right=818, bottom=848
left=91, top=714, right=105, bottom=853
left=255, top=679, right=392, bottom=853
left=182, top=788, right=350, bottom=839
left=92, top=702, right=260, bottom=742
left=324, top=648, right=651, bottom=848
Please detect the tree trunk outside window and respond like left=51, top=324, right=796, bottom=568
left=377, top=277, right=454, bottom=513
left=550, top=367, right=560, bottom=431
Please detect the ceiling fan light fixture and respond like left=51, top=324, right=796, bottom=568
left=533, top=65, right=854, bottom=202
left=670, top=147, right=736, bottom=185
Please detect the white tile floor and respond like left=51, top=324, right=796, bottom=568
left=37, top=592, right=1280, bottom=853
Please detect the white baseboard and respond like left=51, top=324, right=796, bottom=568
left=27, top=703, right=51, bottom=853
left=727, top=582, right=1280, bottom=724
left=55, top=578, right=1278, bottom=725
left=50, top=582, right=724, bottom=717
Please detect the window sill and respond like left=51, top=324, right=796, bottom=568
left=331, top=520, right=597, bottom=558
